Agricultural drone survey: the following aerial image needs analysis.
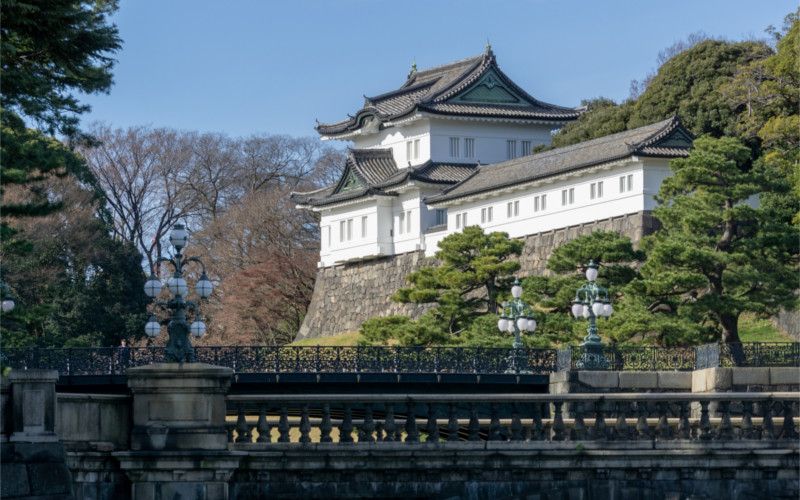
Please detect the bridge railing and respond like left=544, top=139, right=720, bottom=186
left=225, top=392, right=800, bottom=445
left=0, top=346, right=558, bottom=376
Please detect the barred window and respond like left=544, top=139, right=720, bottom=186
left=506, top=140, right=517, bottom=159
left=521, top=140, right=532, bottom=156
left=464, top=138, right=475, bottom=158
left=449, top=137, right=460, bottom=158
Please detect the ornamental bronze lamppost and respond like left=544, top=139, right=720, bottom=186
left=571, top=260, right=613, bottom=369
left=497, top=278, right=538, bottom=371
left=143, top=223, right=214, bottom=363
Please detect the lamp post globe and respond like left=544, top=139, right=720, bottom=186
left=1, top=299, right=15, bottom=313
left=144, top=222, right=216, bottom=363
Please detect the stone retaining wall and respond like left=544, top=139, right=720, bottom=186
left=298, top=211, right=657, bottom=340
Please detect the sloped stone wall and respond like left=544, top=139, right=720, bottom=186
left=297, top=211, right=656, bottom=340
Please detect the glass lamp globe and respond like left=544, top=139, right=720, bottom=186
left=582, top=306, right=591, bottom=319
left=167, top=275, right=188, bottom=296
left=195, top=273, right=213, bottom=298
left=511, top=282, right=523, bottom=299
left=585, top=266, right=598, bottom=282
left=144, top=274, right=163, bottom=298
left=571, top=302, right=583, bottom=319
left=190, top=320, right=207, bottom=338
left=497, top=316, right=509, bottom=332
left=145, top=315, right=161, bottom=338
left=516, top=316, right=527, bottom=331
left=1, top=299, right=15, bottom=313
left=526, top=317, right=537, bottom=332
left=604, top=303, right=614, bottom=317
left=592, top=301, right=605, bottom=316
left=169, top=224, right=189, bottom=249
left=507, top=321, right=515, bottom=333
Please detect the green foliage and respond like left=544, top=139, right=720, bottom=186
left=641, top=136, right=798, bottom=343
left=1, top=0, right=121, bottom=135
left=395, top=226, right=522, bottom=335
left=359, top=314, right=449, bottom=347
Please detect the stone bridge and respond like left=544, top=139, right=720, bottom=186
left=1, top=344, right=799, bottom=499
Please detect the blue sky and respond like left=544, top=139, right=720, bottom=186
left=80, top=0, right=796, bottom=138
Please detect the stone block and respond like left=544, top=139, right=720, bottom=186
left=618, top=371, right=658, bottom=389
left=28, top=462, right=72, bottom=495
left=9, top=369, right=59, bottom=443
left=691, top=368, right=709, bottom=392
left=549, top=371, right=569, bottom=384
left=657, top=371, right=692, bottom=390
left=769, top=367, right=800, bottom=386
left=0, top=462, right=29, bottom=497
left=731, top=367, right=770, bottom=386
left=577, top=371, right=619, bottom=388
left=692, top=368, right=731, bottom=392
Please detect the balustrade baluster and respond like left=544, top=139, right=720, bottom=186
left=656, top=402, right=671, bottom=439
left=320, top=404, right=333, bottom=443
left=375, top=422, right=385, bottom=442
left=634, top=402, right=648, bottom=440
left=615, top=402, right=631, bottom=441
left=488, top=404, right=502, bottom=441
left=426, top=404, right=439, bottom=442
left=531, top=403, right=544, bottom=441
left=592, top=400, right=606, bottom=440
left=762, top=399, right=775, bottom=440
left=572, top=402, right=586, bottom=441
left=740, top=402, right=754, bottom=439
left=278, top=406, right=291, bottom=443
left=715, top=401, right=733, bottom=440
left=552, top=401, right=565, bottom=441
left=256, top=406, right=271, bottom=443
left=235, top=405, right=250, bottom=443
left=340, top=404, right=354, bottom=443
left=447, top=403, right=459, bottom=442
left=780, top=401, right=798, bottom=439
left=677, top=402, right=690, bottom=439
left=383, top=404, right=396, bottom=442
left=405, top=401, right=419, bottom=443
left=511, top=404, right=524, bottom=441
left=362, top=404, right=375, bottom=443
left=698, top=401, right=711, bottom=441
left=468, top=404, right=480, bottom=441
left=299, top=404, right=311, bottom=444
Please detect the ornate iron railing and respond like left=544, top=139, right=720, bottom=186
left=2, top=342, right=797, bottom=376
left=225, top=392, right=800, bottom=444
left=0, top=346, right=558, bottom=376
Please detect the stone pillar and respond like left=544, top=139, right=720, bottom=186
left=1, top=375, right=10, bottom=442
left=9, top=369, right=59, bottom=442
left=115, top=363, right=241, bottom=500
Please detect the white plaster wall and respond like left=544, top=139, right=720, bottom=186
left=319, top=199, right=386, bottom=266
left=392, top=190, right=425, bottom=254
left=428, top=118, right=555, bottom=165
left=426, top=159, right=662, bottom=253
left=352, top=120, right=431, bottom=167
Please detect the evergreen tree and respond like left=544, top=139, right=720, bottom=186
left=641, top=136, right=798, bottom=344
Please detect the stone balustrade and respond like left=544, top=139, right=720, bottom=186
left=225, top=392, right=800, bottom=445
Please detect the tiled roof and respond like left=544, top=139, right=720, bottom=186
left=291, top=151, right=478, bottom=208
left=426, top=117, right=693, bottom=205
left=316, top=49, right=579, bottom=136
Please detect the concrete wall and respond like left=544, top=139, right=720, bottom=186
left=298, top=211, right=654, bottom=340
left=57, top=393, right=131, bottom=451
left=691, top=367, right=800, bottom=393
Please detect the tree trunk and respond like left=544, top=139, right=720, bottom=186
left=720, top=313, right=745, bottom=366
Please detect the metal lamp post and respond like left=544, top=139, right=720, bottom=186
left=497, top=278, right=537, bottom=371
left=143, top=223, right=215, bottom=363
left=571, top=260, right=613, bottom=369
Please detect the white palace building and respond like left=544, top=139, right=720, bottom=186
left=292, top=47, right=693, bottom=268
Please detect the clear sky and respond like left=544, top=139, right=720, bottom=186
left=80, top=0, right=796, bottom=138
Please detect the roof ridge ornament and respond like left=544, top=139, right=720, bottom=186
left=408, top=59, right=417, bottom=80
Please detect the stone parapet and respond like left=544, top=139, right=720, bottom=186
left=550, top=370, right=692, bottom=394
left=9, top=369, right=59, bottom=443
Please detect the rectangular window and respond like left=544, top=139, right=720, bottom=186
left=406, top=210, right=412, bottom=234
left=449, top=137, right=460, bottom=158
left=435, top=209, right=447, bottom=226
left=506, top=200, right=519, bottom=218
left=406, top=141, right=413, bottom=161
left=481, top=206, right=493, bottom=223
left=534, top=196, right=539, bottom=212
left=325, top=226, right=331, bottom=247
left=339, top=220, right=346, bottom=242
left=591, top=182, right=604, bottom=198
left=521, top=140, right=532, bottom=156
left=346, top=219, right=353, bottom=241
left=620, top=174, right=634, bottom=193
left=464, top=138, right=475, bottom=158
left=413, top=139, right=420, bottom=160
left=506, top=140, right=517, bottom=160
left=597, top=181, right=603, bottom=198
left=534, top=194, right=547, bottom=212
left=455, top=213, right=461, bottom=229
left=361, top=216, right=368, bottom=238
left=562, top=188, right=575, bottom=206
left=541, top=194, right=546, bottom=210
left=590, top=183, right=596, bottom=200
left=398, top=212, right=405, bottom=235
left=462, top=212, right=467, bottom=226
